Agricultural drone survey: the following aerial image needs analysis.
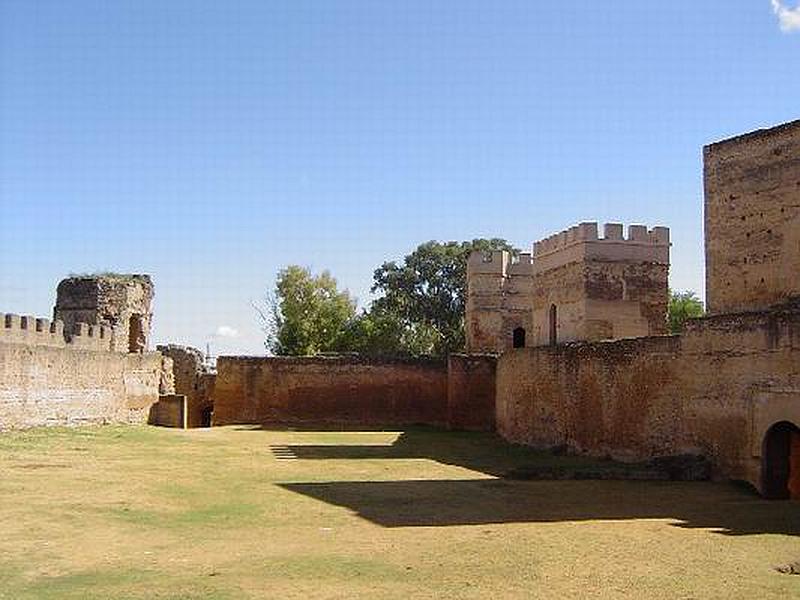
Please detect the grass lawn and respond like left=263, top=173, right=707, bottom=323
left=0, top=425, right=798, bottom=599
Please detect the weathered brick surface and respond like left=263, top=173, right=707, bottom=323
left=704, top=119, right=800, bottom=314
left=447, top=354, right=497, bottom=431
left=496, top=305, right=800, bottom=492
left=213, top=356, right=448, bottom=427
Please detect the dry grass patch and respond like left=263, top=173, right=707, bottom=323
left=0, top=425, right=798, bottom=599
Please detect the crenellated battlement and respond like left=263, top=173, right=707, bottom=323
left=65, top=322, right=116, bottom=352
left=0, top=313, right=115, bottom=352
left=533, top=222, right=670, bottom=256
left=467, top=250, right=534, bottom=276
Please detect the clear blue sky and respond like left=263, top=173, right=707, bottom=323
left=1, top=1, right=798, bottom=354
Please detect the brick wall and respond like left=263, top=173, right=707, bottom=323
left=495, top=304, right=800, bottom=491
left=213, top=356, right=448, bottom=427
left=447, top=354, right=497, bottom=431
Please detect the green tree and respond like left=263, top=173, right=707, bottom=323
left=264, top=265, right=356, bottom=356
left=370, top=238, right=517, bottom=356
left=667, top=289, right=705, bottom=334
left=337, top=309, right=439, bottom=357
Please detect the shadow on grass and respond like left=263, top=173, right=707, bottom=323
left=266, top=427, right=632, bottom=478
left=260, top=427, right=800, bottom=535
left=279, top=479, right=800, bottom=535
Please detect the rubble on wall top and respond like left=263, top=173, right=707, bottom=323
left=532, top=222, right=670, bottom=256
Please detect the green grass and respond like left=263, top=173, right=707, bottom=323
left=0, top=425, right=798, bottom=599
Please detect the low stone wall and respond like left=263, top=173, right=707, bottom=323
left=495, top=304, right=800, bottom=491
left=0, top=342, right=170, bottom=429
left=447, top=354, right=497, bottom=431
left=213, top=356, right=448, bottom=427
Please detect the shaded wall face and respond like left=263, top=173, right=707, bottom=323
left=704, top=121, right=800, bottom=314
left=495, top=307, right=800, bottom=489
left=213, top=357, right=448, bottom=427
left=790, top=432, right=800, bottom=500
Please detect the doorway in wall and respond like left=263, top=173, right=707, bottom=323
left=512, top=327, right=526, bottom=349
left=200, top=406, right=213, bottom=428
left=762, top=421, right=800, bottom=500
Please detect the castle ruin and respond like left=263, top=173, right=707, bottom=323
left=1, top=119, right=798, bottom=500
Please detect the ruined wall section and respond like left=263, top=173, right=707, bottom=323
left=465, top=251, right=533, bottom=353
left=704, top=120, right=800, bottom=314
left=157, top=345, right=215, bottom=428
left=213, top=356, right=448, bottom=427
left=54, top=275, right=154, bottom=353
left=496, top=304, right=800, bottom=491
left=531, top=222, right=669, bottom=345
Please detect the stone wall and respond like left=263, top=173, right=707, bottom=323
left=213, top=356, right=448, bottom=427
left=704, top=120, right=800, bottom=314
left=0, top=310, right=171, bottom=430
left=447, top=354, right=497, bottom=431
left=495, top=303, right=800, bottom=492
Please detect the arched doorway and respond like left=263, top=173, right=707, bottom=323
left=512, top=327, right=526, bottom=349
left=762, top=421, right=800, bottom=500
left=549, top=304, right=557, bottom=346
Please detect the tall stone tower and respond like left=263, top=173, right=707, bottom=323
left=704, top=120, right=800, bottom=314
left=531, top=222, right=670, bottom=346
left=465, top=250, right=534, bottom=353
left=53, top=274, right=154, bottom=353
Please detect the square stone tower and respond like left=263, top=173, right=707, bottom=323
left=53, top=274, right=154, bottom=353
left=531, top=222, right=670, bottom=346
left=466, top=250, right=534, bottom=353
left=704, top=120, right=800, bottom=314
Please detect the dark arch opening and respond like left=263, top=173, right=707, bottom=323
left=512, top=327, right=526, bottom=349
left=200, top=406, right=213, bottom=428
left=549, top=304, right=557, bottom=346
left=128, top=314, right=145, bottom=353
left=762, top=421, right=800, bottom=500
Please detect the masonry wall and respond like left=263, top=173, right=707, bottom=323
left=213, top=356, right=448, bottom=427
left=447, top=354, right=497, bottom=431
left=704, top=120, right=800, bottom=314
left=496, top=305, right=800, bottom=491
